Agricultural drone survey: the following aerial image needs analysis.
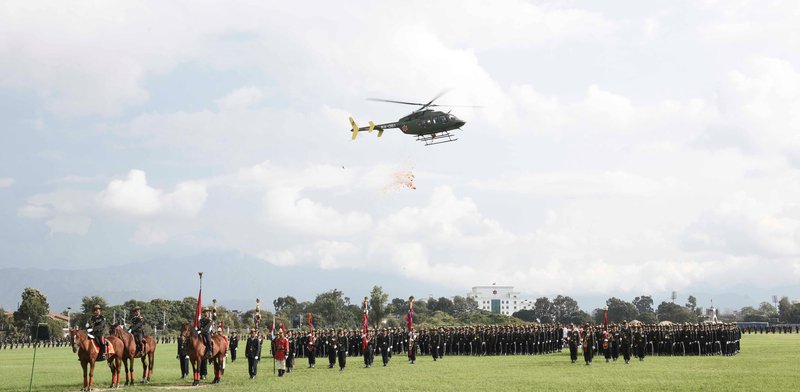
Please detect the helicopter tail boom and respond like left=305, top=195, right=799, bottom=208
left=349, top=117, right=382, bottom=140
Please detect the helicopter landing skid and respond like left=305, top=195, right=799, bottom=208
left=417, top=131, right=458, bottom=146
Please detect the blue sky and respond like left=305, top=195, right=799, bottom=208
left=1, top=1, right=799, bottom=310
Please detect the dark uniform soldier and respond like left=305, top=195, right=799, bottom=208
left=407, top=328, right=417, bottom=364
left=621, top=321, right=633, bottom=364
left=129, top=306, right=145, bottom=356
left=567, top=324, right=580, bottom=363
left=86, top=305, right=107, bottom=360
left=177, top=335, right=190, bottom=378
left=363, top=331, right=374, bottom=368
left=336, top=329, right=348, bottom=371
left=229, top=332, right=239, bottom=362
left=306, top=331, right=317, bottom=368
left=582, top=324, right=595, bottom=365
left=197, top=307, right=216, bottom=359
left=377, top=328, right=392, bottom=366
left=245, top=329, right=261, bottom=379
left=326, top=330, right=337, bottom=369
left=634, top=325, right=647, bottom=361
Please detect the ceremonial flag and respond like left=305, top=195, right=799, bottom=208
left=270, top=317, right=275, bottom=340
left=194, top=272, right=203, bottom=329
left=193, top=288, right=202, bottom=329
left=406, top=296, right=415, bottom=332
left=362, top=297, right=369, bottom=351
left=308, top=312, right=313, bottom=333
left=603, top=306, right=608, bottom=332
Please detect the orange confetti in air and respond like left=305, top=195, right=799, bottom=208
left=384, top=170, right=416, bottom=192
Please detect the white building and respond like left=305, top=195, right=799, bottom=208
left=467, top=284, right=534, bottom=316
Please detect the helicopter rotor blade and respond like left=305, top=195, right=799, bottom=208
left=366, top=98, right=427, bottom=106
left=426, top=104, right=483, bottom=108
left=419, top=89, right=451, bottom=110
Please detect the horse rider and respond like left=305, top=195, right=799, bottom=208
left=86, top=304, right=107, bottom=360
left=129, top=305, right=145, bottom=356
left=197, top=306, right=216, bottom=359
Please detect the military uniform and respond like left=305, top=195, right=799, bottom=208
left=130, top=307, right=145, bottom=356
left=582, top=326, right=595, bottom=365
left=567, top=326, right=580, bottom=363
left=197, top=308, right=216, bottom=359
left=177, top=336, right=190, bottom=378
left=87, top=305, right=106, bottom=359
left=229, top=332, right=239, bottom=362
left=245, top=330, right=261, bottom=378
left=336, top=331, right=348, bottom=371
left=274, top=332, right=290, bottom=377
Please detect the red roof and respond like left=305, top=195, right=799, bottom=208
left=48, top=312, right=69, bottom=322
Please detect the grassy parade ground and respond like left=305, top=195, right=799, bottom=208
left=0, top=333, right=796, bottom=392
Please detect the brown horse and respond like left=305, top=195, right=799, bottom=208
left=110, top=324, right=136, bottom=385
left=179, top=323, right=228, bottom=385
left=69, top=329, right=116, bottom=391
left=139, top=335, right=157, bottom=383
left=105, top=335, right=125, bottom=389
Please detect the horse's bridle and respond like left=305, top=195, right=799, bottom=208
left=69, top=331, right=78, bottom=353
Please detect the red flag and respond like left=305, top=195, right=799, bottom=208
left=603, top=307, right=608, bottom=332
left=362, top=309, right=369, bottom=351
left=406, top=302, right=414, bottom=332
left=269, top=317, right=275, bottom=340
left=280, top=322, right=285, bottom=332
left=308, top=312, right=313, bottom=333
left=193, top=289, right=202, bottom=329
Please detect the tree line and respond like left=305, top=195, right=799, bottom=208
left=3, top=287, right=800, bottom=340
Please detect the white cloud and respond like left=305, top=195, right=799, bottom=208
left=0, top=177, right=14, bottom=188
left=17, top=205, right=50, bottom=219
left=215, top=86, right=266, bottom=111
left=98, top=170, right=207, bottom=217
left=132, top=224, right=170, bottom=245
left=45, top=215, right=91, bottom=236
left=682, top=193, right=800, bottom=258
left=473, top=171, right=674, bottom=198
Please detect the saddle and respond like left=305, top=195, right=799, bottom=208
left=90, top=338, right=115, bottom=357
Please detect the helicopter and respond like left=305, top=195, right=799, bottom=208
left=348, top=91, right=478, bottom=146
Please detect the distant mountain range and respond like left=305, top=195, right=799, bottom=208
left=0, top=252, right=447, bottom=312
left=1, top=252, right=794, bottom=314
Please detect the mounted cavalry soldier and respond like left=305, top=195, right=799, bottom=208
left=198, top=306, right=217, bottom=359
left=130, top=305, right=146, bottom=356
left=86, top=304, right=107, bottom=360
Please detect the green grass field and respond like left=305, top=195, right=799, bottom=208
left=0, top=334, right=796, bottom=391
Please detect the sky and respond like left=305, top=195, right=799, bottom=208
left=1, top=1, right=799, bottom=311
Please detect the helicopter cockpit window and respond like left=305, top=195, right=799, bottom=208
left=448, top=114, right=456, bottom=121
left=440, top=116, right=447, bottom=123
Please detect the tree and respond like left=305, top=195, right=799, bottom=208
left=606, top=297, right=639, bottom=323
left=758, top=302, right=778, bottom=320
left=633, top=295, right=654, bottom=314
left=426, top=298, right=439, bottom=312
left=778, top=297, right=792, bottom=323
left=551, top=295, right=582, bottom=324
left=14, top=288, right=50, bottom=332
left=307, top=289, right=355, bottom=328
left=656, top=301, right=696, bottom=323
left=273, top=296, right=298, bottom=315
left=434, top=297, right=454, bottom=315
left=452, top=296, right=478, bottom=316
left=369, top=286, right=389, bottom=328
left=638, top=311, right=658, bottom=324
left=685, top=295, right=697, bottom=311
left=532, top=297, right=553, bottom=323
left=388, top=298, right=407, bottom=316
left=511, top=309, right=537, bottom=322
